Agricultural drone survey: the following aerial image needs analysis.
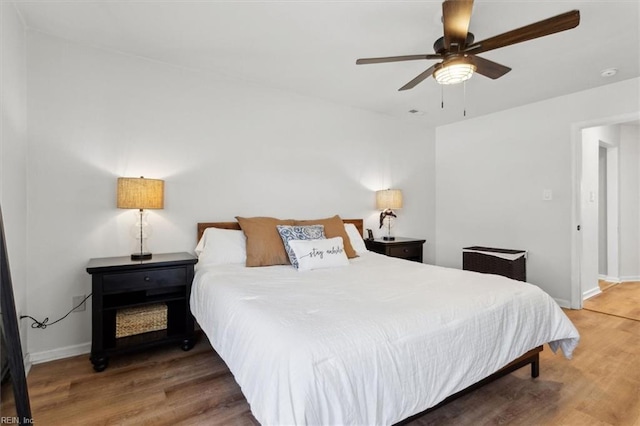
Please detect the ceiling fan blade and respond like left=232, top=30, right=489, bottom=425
left=356, top=54, right=442, bottom=65
left=443, top=0, right=474, bottom=51
left=472, top=56, right=511, bottom=79
left=464, top=10, right=580, bottom=55
left=398, top=64, right=437, bottom=91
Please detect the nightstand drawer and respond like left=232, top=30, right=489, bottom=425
left=102, top=267, right=186, bottom=293
left=364, top=237, right=425, bottom=263
left=388, top=245, right=422, bottom=259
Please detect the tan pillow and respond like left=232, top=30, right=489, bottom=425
left=294, top=215, right=357, bottom=258
left=236, top=217, right=295, bottom=267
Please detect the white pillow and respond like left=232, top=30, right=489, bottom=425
left=195, top=227, right=246, bottom=265
left=344, top=223, right=368, bottom=255
left=288, top=237, right=350, bottom=271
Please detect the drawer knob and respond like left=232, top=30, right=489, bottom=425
left=144, top=276, right=151, bottom=282
left=403, top=248, right=409, bottom=253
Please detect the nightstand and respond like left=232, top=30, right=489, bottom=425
left=364, top=237, right=426, bottom=263
left=86, top=252, right=198, bottom=372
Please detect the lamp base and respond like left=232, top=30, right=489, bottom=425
left=131, top=252, right=152, bottom=261
left=382, top=236, right=396, bottom=241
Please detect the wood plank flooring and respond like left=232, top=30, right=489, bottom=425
left=584, top=282, right=640, bottom=321
left=12, top=300, right=640, bottom=425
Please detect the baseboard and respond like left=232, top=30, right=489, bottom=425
left=582, top=287, right=602, bottom=301
left=598, top=274, right=621, bottom=283
left=554, top=298, right=572, bottom=308
left=28, top=342, right=91, bottom=365
left=598, top=275, right=640, bottom=283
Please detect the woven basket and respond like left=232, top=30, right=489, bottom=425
left=462, top=246, right=527, bottom=282
left=116, top=303, right=167, bottom=338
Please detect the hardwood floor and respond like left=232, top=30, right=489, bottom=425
left=14, top=305, right=640, bottom=425
left=584, top=281, right=640, bottom=321
left=413, top=308, right=640, bottom=426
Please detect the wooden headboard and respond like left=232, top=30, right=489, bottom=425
left=197, top=219, right=363, bottom=242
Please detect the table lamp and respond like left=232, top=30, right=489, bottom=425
left=117, top=177, right=164, bottom=260
left=376, top=189, right=403, bottom=241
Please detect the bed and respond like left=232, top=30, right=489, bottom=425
left=190, top=218, right=579, bottom=425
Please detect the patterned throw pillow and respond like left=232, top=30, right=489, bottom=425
left=276, top=225, right=325, bottom=268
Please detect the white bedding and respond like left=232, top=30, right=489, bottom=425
left=190, top=251, right=579, bottom=426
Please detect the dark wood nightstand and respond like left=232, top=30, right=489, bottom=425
left=86, top=252, right=198, bottom=372
left=364, top=237, right=426, bottom=263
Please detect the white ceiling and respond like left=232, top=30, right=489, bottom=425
left=13, top=0, right=640, bottom=127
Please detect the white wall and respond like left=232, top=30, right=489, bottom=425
left=1, top=2, right=28, bottom=353
left=25, top=32, right=436, bottom=358
left=435, top=77, right=640, bottom=306
left=619, top=124, right=640, bottom=281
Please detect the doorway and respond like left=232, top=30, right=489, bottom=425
left=571, top=112, right=640, bottom=309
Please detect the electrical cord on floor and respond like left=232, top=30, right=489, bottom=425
left=20, top=293, right=92, bottom=329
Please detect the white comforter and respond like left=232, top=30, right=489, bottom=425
left=190, top=252, right=579, bottom=426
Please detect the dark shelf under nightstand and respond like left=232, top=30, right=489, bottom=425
left=364, top=237, right=426, bottom=263
left=86, top=252, right=198, bottom=372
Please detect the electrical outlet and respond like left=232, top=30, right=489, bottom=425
left=72, top=295, right=87, bottom=312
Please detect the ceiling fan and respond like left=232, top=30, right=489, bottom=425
left=356, top=0, right=580, bottom=90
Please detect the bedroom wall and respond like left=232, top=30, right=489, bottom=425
left=1, top=2, right=29, bottom=353
left=435, top=77, right=640, bottom=306
left=24, top=31, right=436, bottom=359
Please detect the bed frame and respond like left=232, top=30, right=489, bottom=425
left=196, top=219, right=542, bottom=423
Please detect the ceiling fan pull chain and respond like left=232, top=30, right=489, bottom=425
left=463, top=81, right=467, bottom=117
left=441, top=85, right=444, bottom=109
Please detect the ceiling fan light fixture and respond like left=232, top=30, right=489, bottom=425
left=434, top=58, right=476, bottom=85
left=356, top=5, right=580, bottom=91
